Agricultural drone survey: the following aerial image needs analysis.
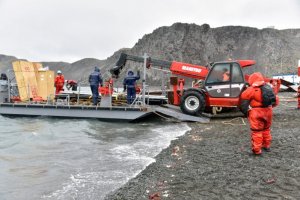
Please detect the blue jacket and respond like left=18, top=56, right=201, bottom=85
left=89, top=68, right=103, bottom=86
left=123, top=70, right=140, bottom=89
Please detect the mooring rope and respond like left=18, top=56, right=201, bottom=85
left=222, top=117, right=247, bottom=126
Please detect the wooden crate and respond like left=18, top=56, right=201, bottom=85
left=32, top=62, right=43, bottom=77
left=37, top=70, right=55, bottom=101
left=12, top=61, right=39, bottom=101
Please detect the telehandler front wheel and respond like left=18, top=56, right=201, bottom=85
left=180, top=91, right=205, bottom=116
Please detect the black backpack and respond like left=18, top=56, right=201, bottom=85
left=260, top=84, right=276, bottom=107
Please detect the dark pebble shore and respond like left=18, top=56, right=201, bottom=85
left=105, top=93, right=300, bottom=200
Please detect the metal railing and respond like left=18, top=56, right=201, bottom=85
left=129, top=85, right=150, bottom=107
left=54, top=93, right=71, bottom=106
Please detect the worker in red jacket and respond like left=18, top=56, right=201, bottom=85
left=241, top=72, right=279, bottom=155
left=55, top=70, right=65, bottom=94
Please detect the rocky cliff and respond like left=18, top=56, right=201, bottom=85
left=127, top=23, right=300, bottom=77
left=1, top=23, right=300, bottom=85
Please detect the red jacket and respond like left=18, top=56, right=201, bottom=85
left=55, top=75, right=65, bottom=87
left=241, top=72, right=279, bottom=107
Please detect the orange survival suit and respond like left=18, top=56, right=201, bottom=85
left=241, top=72, right=279, bottom=155
left=55, top=73, right=65, bottom=94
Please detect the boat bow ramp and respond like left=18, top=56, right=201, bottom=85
left=152, top=105, right=210, bottom=123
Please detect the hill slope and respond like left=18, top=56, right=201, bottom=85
left=1, top=23, right=300, bottom=85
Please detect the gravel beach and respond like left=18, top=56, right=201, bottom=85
left=105, top=92, right=300, bottom=200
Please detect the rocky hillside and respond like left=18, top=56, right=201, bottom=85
left=127, top=23, right=300, bottom=77
left=1, top=23, right=300, bottom=85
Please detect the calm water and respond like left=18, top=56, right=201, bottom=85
left=0, top=115, right=190, bottom=200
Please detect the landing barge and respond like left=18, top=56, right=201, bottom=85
left=0, top=56, right=209, bottom=123
left=0, top=98, right=208, bottom=123
left=0, top=60, right=154, bottom=122
left=0, top=80, right=153, bottom=122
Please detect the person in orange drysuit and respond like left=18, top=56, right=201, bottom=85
left=241, top=72, right=279, bottom=155
left=54, top=70, right=65, bottom=94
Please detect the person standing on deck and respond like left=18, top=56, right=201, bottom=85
left=54, top=70, right=65, bottom=94
left=123, top=70, right=140, bottom=104
left=89, top=67, right=103, bottom=105
left=0, top=73, right=8, bottom=80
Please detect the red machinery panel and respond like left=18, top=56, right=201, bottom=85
left=170, top=61, right=209, bottom=80
left=205, top=96, right=240, bottom=107
left=237, top=60, right=256, bottom=68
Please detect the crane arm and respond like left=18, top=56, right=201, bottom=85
left=110, top=53, right=209, bottom=80
left=110, top=53, right=171, bottom=78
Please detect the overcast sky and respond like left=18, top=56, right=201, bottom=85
left=0, top=0, right=299, bottom=62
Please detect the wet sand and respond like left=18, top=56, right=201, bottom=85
left=105, top=92, right=300, bottom=200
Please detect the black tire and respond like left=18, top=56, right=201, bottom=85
left=180, top=90, right=205, bottom=116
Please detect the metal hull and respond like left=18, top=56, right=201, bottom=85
left=0, top=103, right=152, bottom=122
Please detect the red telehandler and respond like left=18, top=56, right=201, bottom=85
left=110, top=53, right=280, bottom=116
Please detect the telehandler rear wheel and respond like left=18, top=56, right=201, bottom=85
left=180, top=91, right=205, bottom=116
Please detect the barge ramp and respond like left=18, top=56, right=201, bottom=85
left=153, top=104, right=210, bottom=123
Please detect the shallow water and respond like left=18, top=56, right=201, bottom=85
left=0, top=115, right=190, bottom=200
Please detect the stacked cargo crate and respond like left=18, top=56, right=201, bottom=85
left=12, top=61, right=55, bottom=102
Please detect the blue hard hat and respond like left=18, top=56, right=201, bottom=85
left=128, top=70, right=134, bottom=75
left=94, top=67, right=100, bottom=72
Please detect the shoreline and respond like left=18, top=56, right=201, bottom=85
left=105, top=93, right=300, bottom=200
